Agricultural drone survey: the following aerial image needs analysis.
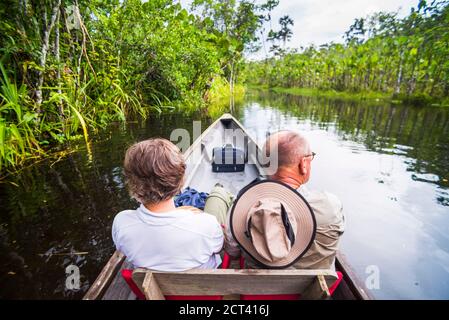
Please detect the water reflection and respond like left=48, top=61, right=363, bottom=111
left=0, top=91, right=448, bottom=299
left=0, top=114, right=213, bottom=299
left=244, top=91, right=449, bottom=205
left=238, top=91, right=449, bottom=299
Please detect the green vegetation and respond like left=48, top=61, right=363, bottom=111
left=0, top=0, right=276, bottom=171
left=2, top=0, right=448, bottom=172
left=245, top=0, right=449, bottom=106
left=206, top=78, right=245, bottom=118
left=248, top=85, right=391, bottom=102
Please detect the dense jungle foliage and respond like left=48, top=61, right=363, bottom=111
left=0, top=0, right=278, bottom=171
left=2, top=0, right=448, bottom=172
left=245, top=0, right=449, bottom=104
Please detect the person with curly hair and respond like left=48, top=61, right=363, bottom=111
left=112, top=138, right=224, bottom=271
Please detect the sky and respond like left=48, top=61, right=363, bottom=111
left=266, top=0, right=417, bottom=48
left=179, top=0, right=419, bottom=58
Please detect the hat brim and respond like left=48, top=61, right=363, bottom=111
left=230, top=180, right=316, bottom=268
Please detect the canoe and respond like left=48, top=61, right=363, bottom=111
left=83, top=113, right=373, bottom=300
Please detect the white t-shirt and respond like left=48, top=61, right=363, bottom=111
left=112, top=204, right=224, bottom=271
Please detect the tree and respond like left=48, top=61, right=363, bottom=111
left=278, top=15, right=294, bottom=47
left=192, top=0, right=276, bottom=108
left=266, top=14, right=294, bottom=54
left=1, top=0, right=264, bottom=170
left=245, top=0, right=449, bottom=100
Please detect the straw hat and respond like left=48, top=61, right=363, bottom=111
left=229, top=180, right=316, bottom=268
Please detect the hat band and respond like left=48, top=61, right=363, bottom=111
left=281, top=203, right=296, bottom=246
left=245, top=217, right=252, bottom=240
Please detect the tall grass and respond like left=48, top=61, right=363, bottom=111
left=206, top=77, right=245, bottom=119
left=0, top=60, right=162, bottom=173
left=0, top=62, right=44, bottom=171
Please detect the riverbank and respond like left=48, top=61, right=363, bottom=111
left=247, top=85, right=449, bottom=107
left=0, top=82, right=242, bottom=176
left=0, top=0, right=263, bottom=173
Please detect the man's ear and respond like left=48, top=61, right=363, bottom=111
left=298, top=157, right=308, bottom=176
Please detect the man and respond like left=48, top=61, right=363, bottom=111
left=112, top=138, right=224, bottom=271
left=226, top=131, right=345, bottom=270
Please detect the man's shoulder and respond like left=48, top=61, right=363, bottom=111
left=175, top=210, right=222, bottom=237
left=302, top=188, right=343, bottom=225
left=112, top=209, right=139, bottom=229
left=316, top=190, right=342, bottom=209
left=111, top=209, right=142, bottom=251
left=180, top=209, right=221, bottom=227
left=303, top=188, right=341, bottom=208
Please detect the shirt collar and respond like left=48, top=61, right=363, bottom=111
left=297, top=184, right=311, bottom=197
left=136, top=204, right=192, bottom=226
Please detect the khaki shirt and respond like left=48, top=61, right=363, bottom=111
left=225, top=185, right=345, bottom=270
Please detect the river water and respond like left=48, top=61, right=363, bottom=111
left=0, top=90, right=448, bottom=299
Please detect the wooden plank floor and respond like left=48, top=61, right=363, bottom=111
left=102, top=260, right=136, bottom=300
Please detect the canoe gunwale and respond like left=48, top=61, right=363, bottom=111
left=335, top=252, right=374, bottom=300
left=83, top=251, right=125, bottom=300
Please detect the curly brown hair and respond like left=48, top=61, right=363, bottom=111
left=123, top=138, right=186, bottom=205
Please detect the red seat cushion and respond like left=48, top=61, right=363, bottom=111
left=221, top=253, right=231, bottom=269
left=121, top=269, right=146, bottom=300
left=329, top=271, right=344, bottom=295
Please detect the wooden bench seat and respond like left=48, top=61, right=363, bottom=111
left=132, top=268, right=338, bottom=300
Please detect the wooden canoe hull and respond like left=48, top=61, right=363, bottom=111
left=84, top=113, right=373, bottom=300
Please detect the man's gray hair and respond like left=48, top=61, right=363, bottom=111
left=264, top=130, right=310, bottom=167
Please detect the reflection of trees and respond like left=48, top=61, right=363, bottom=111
left=0, top=112, right=213, bottom=299
left=249, top=91, right=449, bottom=192
left=0, top=224, right=35, bottom=299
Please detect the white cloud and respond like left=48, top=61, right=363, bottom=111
left=180, top=0, right=419, bottom=57
left=269, top=0, right=418, bottom=49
